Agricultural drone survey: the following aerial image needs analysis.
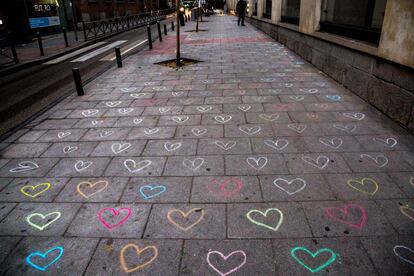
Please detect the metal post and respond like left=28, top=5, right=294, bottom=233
left=9, top=36, right=19, bottom=64
left=82, top=21, right=87, bottom=41
left=72, top=68, right=84, bottom=96
left=36, top=31, right=45, bottom=56
left=115, top=47, right=122, bottom=68
left=185, top=14, right=187, bottom=22
left=147, top=25, right=153, bottom=49
left=63, top=28, right=69, bottom=47
left=164, top=24, right=167, bottom=35
left=176, top=0, right=180, bottom=67
left=157, top=21, right=162, bottom=42
left=171, top=21, right=174, bottom=31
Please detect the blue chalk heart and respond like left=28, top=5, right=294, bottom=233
left=139, top=185, right=167, bottom=200
left=26, top=246, right=64, bottom=271
left=326, top=95, right=341, bottom=101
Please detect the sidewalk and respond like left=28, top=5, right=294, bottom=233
left=0, top=15, right=413, bottom=275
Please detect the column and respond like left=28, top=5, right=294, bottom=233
left=257, top=0, right=264, bottom=18
left=248, top=0, right=253, bottom=16
left=271, top=0, right=282, bottom=23
left=299, top=0, right=322, bottom=33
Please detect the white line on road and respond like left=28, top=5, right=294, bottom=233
left=70, top=40, right=127, bottom=62
left=43, top=42, right=107, bottom=64
left=100, top=39, right=148, bottom=61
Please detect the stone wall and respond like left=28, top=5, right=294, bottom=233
left=246, top=16, right=414, bottom=132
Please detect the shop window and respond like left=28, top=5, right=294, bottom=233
left=281, top=0, right=300, bottom=25
left=320, top=0, right=386, bottom=44
left=263, top=0, right=272, bottom=19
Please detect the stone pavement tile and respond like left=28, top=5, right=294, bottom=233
left=272, top=237, right=377, bottom=275
left=155, top=91, right=188, bottom=98
left=65, top=203, right=150, bottom=238
left=67, top=109, right=105, bottom=119
left=127, top=126, right=176, bottom=140
left=259, top=174, right=335, bottom=202
left=302, top=200, right=395, bottom=237
left=361, top=236, right=414, bottom=275
left=0, top=143, right=50, bottom=158
left=180, top=239, right=275, bottom=275
left=242, top=95, right=279, bottom=104
left=288, top=111, right=336, bottom=123
left=41, top=142, right=97, bottom=158
left=251, top=137, right=309, bottom=153
left=0, top=203, right=16, bottom=221
left=222, top=103, right=264, bottom=113
left=163, top=156, right=224, bottom=176
left=113, top=116, right=158, bottom=127
left=0, top=178, right=68, bottom=202
left=143, top=139, right=197, bottom=156
left=387, top=172, right=414, bottom=197
left=284, top=153, right=351, bottom=173
left=0, top=237, right=21, bottom=265
left=304, top=102, right=345, bottom=112
left=157, top=115, right=202, bottom=126
left=197, top=138, right=251, bottom=155
left=54, top=177, right=128, bottom=202
left=112, top=86, right=144, bottom=93
left=182, top=104, right=223, bottom=114
left=16, top=130, right=47, bottom=143
left=94, top=100, right=133, bottom=109
left=304, top=136, right=365, bottom=153
left=175, top=125, right=223, bottom=138
left=48, top=110, right=74, bottom=119
left=0, top=158, right=10, bottom=168
left=279, top=95, right=319, bottom=104
left=354, top=134, right=414, bottom=152
left=84, top=239, right=182, bottom=276
left=324, top=173, right=405, bottom=200
left=227, top=202, right=312, bottom=238
left=72, top=118, right=117, bottom=128
left=90, top=140, right=146, bottom=157
left=47, top=158, right=111, bottom=177
left=376, top=199, right=414, bottom=235
left=0, top=203, right=80, bottom=236
left=341, top=151, right=414, bottom=172
left=263, top=102, right=305, bottom=112
left=201, top=113, right=246, bottom=125
left=0, top=178, right=13, bottom=191
left=144, top=204, right=225, bottom=239
left=168, top=97, right=205, bottom=106
left=142, top=106, right=183, bottom=115
left=223, top=89, right=257, bottom=96
left=0, top=237, right=98, bottom=275
left=120, top=177, right=192, bottom=203
left=246, top=112, right=291, bottom=124
left=80, top=128, right=131, bottom=141
left=120, top=92, right=156, bottom=101
left=320, top=122, right=378, bottom=136
left=225, top=154, right=288, bottom=175
left=0, top=158, right=60, bottom=178
left=37, top=129, right=87, bottom=142
left=191, top=176, right=262, bottom=203
left=104, top=157, right=166, bottom=177
left=204, top=96, right=241, bottom=105
left=32, top=119, right=79, bottom=130
left=225, top=124, right=274, bottom=137
left=61, top=100, right=98, bottom=110
left=272, top=123, right=324, bottom=137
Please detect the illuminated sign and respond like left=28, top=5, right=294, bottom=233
left=27, top=0, right=60, bottom=28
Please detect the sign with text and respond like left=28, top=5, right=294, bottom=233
left=28, top=0, right=60, bottom=28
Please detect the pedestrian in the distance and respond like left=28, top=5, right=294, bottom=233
left=236, top=0, right=247, bottom=26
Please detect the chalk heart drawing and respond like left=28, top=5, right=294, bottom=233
left=63, top=145, right=78, bottom=154
left=82, top=109, right=99, bottom=117
left=307, top=113, right=318, bottom=120
left=111, top=142, right=131, bottom=154
left=289, top=95, right=304, bottom=101
left=238, top=105, right=251, bottom=112
left=400, top=205, right=414, bottom=222
left=124, top=159, right=152, bottom=173
left=74, top=160, right=93, bottom=172
left=183, top=158, right=205, bottom=171
left=197, top=106, right=212, bottom=112
left=120, top=244, right=159, bottom=273
left=301, top=155, right=330, bottom=169
left=26, top=211, right=61, bottom=231
left=172, top=91, right=184, bottom=96
left=325, top=203, right=367, bottom=229
left=239, top=125, right=261, bottom=135
left=264, top=139, right=289, bottom=151
left=121, top=87, right=137, bottom=93
left=159, top=107, right=171, bottom=114
left=57, top=131, right=71, bottom=139
left=144, top=128, right=159, bottom=135
left=9, top=161, right=39, bottom=173
left=119, top=108, right=134, bottom=115
left=319, top=137, right=343, bottom=149
left=164, top=142, right=182, bottom=152
left=139, top=185, right=167, bottom=200
left=208, top=178, right=244, bottom=197
left=246, top=208, right=284, bottom=231
left=167, top=208, right=205, bottom=231
left=326, top=95, right=341, bottom=101
left=26, top=246, right=64, bottom=271
left=91, top=120, right=103, bottom=126
left=97, top=207, right=132, bottom=230
left=172, top=116, right=189, bottom=123
left=133, top=118, right=143, bottom=125
left=214, top=141, right=236, bottom=151
left=342, top=112, right=365, bottom=121
left=192, top=128, right=207, bottom=136
left=20, top=183, right=51, bottom=198
left=206, top=250, right=247, bottom=276
left=290, top=247, right=337, bottom=273
left=360, top=154, right=388, bottom=167
left=393, top=245, right=414, bottom=266
left=300, top=88, right=318, bottom=94
left=373, top=137, right=397, bottom=148
left=333, top=124, right=356, bottom=133
left=259, top=114, right=279, bottom=121
left=346, top=178, right=378, bottom=195
left=246, top=157, right=268, bottom=170
left=273, top=178, right=306, bottom=195
left=215, top=115, right=232, bottom=124
left=288, top=124, right=307, bottom=133
left=100, top=130, right=114, bottom=138
left=105, top=101, right=121, bottom=107
left=77, top=180, right=109, bottom=199
left=130, top=93, right=146, bottom=98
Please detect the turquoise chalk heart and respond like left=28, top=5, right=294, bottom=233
left=139, top=185, right=167, bottom=200
left=26, top=246, right=64, bottom=271
left=291, top=246, right=337, bottom=273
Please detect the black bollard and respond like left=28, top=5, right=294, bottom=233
left=147, top=25, right=152, bottom=49
left=63, top=28, right=69, bottom=47
left=115, top=47, right=122, bottom=68
left=157, top=21, right=162, bottom=42
left=72, top=68, right=84, bottom=96
left=164, top=24, right=167, bottom=35
left=36, top=31, right=44, bottom=56
left=8, top=34, right=19, bottom=64
left=171, top=21, right=174, bottom=31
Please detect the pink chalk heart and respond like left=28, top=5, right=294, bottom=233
left=207, top=178, right=243, bottom=197
left=207, top=250, right=247, bottom=276
left=97, top=207, right=132, bottom=230
left=325, top=203, right=366, bottom=229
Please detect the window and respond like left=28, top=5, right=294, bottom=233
left=263, top=0, right=272, bottom=19
left=320, top=0, right=386, bottom=44
left=281, top=0, right=300, bottom=25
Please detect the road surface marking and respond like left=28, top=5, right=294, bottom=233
left=43, top=42, right=107, bottom=64
left=70, top=40, right=127, bottom=62
left=100, top=39, right=148, bottom=61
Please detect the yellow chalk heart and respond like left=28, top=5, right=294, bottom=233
left=26, top=211, right=61, bottom=231
left=20, top=183, right=51, bottom=198
left=400, top=205, right=414, bottom=222
left=246, top=208, right=284, bottom=231
left=346, top=178, right=378, bottom=195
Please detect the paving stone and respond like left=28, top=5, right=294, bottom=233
left=143, top=139, right=197, bottom=156
left=72, top=118, right=117, bottom=128
left=175, top=125, right=224, bottom=138
left=113, top=116, right=158, bottom=127
left=0, top=158, right=60, bottom=178
left=225, top=154, right=288, bottom=175
left=90, top=140, right=146, bottom=157
left=180, top=239, right=275, bottom=275
left=284, top=153, right=351, bottom=173
left=16, top=130, right=47, bottom=143
left=37, top=129, right=87, bottom=142
left=303, top=135, right=365, bottom=153
left=120, top=177, right=192, bottom=203
left=341, top=151, right=414, bottom=172
left=387, top=172, right=414, bottom=197
left=84, top=239, right=182, bottom=276
left=0, top=236, right=21, bottom=264
left=376, top=199, right=414, bottom=235
left=41, top=142, right=97, bottom=158
left=127, top=126, right=176, bottom=139
left=251, top=137, right=309, bottom=153
left=197, top=138, right=251, bottom=155
left=354, top=134, right=414, bottom=152
left=201, top=113, right=246, bottom=125
left=0, top=237, right=98, bottom=275
left=245, top=112, right=291, bottom=124
left=163, top=156, right=224, bottom=176
left=0, top=203, right=80, bottom=236
left=65, top=203, right=150, bottom=238
left=182, top=104, right=223, bottom=114
left=0, top=202, right=16, bottom=221
left=0, top=143, right=50, bottom=158
left=47, top=158, right=111, bottom=177
left=142, top=106, right=184, bottom=115
left=33, top=119, right=79, bottom=130
left=104, top=157, right=166, bottom=176
left=0, top=178, right=13, bottom=191
left=80, top=128, right=131, bottom=141
left=224, top=124, right=274, bottom=137
left=144, top=204, right=225, bottom=239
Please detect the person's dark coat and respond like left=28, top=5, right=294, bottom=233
left=236, top=0, right=247, bottom=14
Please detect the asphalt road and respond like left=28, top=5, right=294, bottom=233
left=0, top=18, right=174, bottom=138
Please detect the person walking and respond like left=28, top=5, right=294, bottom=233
left=236, top=0, right=247, bottom=26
